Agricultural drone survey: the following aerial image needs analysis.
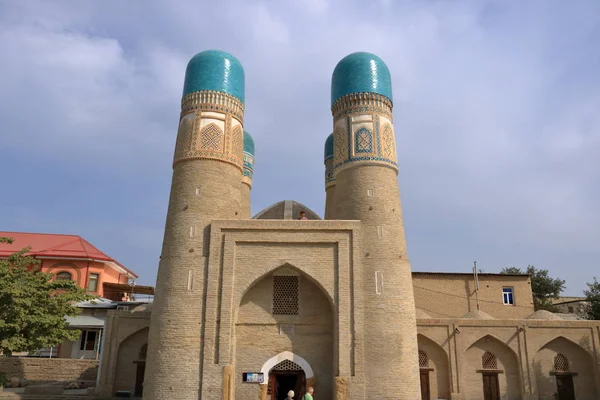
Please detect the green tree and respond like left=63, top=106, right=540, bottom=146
left=500, top=265, right=565, bottom=311
left=0, top=237, right=91, bottom=356
left=583, top=277, right=600, bottom=320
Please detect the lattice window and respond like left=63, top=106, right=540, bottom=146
left=354, top=128, right=373, bottom=153
left=482, top=352, right=498, bottom=370
left=273, top=276, right=299, bottom=315
left=418, top=350, right=429, bottom=368
left=200, top=123, right=223, bottom=150
left=139, top=343, right=148, bottom=360
left=554, top=354, right=570, bottom=372
left=272, top=359, right=303, bottom=372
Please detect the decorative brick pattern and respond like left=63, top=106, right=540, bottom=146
left=272, top=275, right=299, bottom=315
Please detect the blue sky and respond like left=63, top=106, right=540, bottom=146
left=1, top=0, right=599, bottom=295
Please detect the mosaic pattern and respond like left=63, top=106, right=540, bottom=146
left=355, top=128, right=373, bottom=153
left=325, top=157, right=335, bottom=187
left=418, top=350, right=429, bottom=368
left=231, top=125, right=243, bottom=157
left=381, top=123, right=396, bottom=162
left=481, top=352, right=498, bottom=370
left=173, top=109, right=244, bottom=171
left=554, top=354, right=570, bottom=372
left=273, top=275, right=299, bottom=315
left=183, top=50, right=245, bottom=103
left=331, top=52, right=393, bottom=105
left=332, top=114, right=397, bottom=172
left=200, top=124, right=223, bottom=150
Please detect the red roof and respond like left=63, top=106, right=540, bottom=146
left=0, top=232, right=138, bottom=278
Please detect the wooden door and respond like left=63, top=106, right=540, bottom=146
left=134, top=361, right=145, bottom=397
left=419, top=370, right=430, bottom=400
left=295, top=371, right=306, bottom=400
left=482, top=373, right=500, bottom=400
left=556, top=375, right=575, bottom=400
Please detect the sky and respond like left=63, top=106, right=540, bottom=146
left=1, top=0, right=599, bottom=295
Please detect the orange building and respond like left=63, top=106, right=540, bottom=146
left=0, top=232, right=138, bottom=297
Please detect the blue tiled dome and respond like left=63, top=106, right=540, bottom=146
left=183, top=50, right=245, bottom=103
left=324, top=133, right=334, bottom=161
left=243, top=131, right=255, bottom=156
left=331, top=52, right=392, bottom=105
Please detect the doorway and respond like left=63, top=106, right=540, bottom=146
left=269, top=370, right=306, bottom=400
left=134, top=361, right=145, bottom=397
left=556, top=375, right=575, bottom=400
left=482, top=373, right=500, bottom=400
left=419, top=370, right=430, bottom=400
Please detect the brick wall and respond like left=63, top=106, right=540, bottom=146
left=0, top=357, right=98, bottom=382
left=413, top=272, right=534, bottom=319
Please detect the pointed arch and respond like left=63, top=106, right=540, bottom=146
left=417, top=334, right=450, bottom=399
left=533, top=335, right=598, bottom=398
left=260, top=351, right=314, bottom=382
left=235, top=262, right=335, bottom=316
left=463, top=334, right=521, bottom=399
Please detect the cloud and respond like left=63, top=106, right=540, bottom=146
left=1, top=0, right=599, bottom=294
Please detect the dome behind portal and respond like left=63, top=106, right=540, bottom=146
left=331, top=52, right=392, bottom=105
left=182, top=50, right=245, bottom=103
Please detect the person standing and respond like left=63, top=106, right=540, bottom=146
left=298, top=211, right=308, bottom=220
left=285, top=390, right=295, bottom=400
left=302, top=387, right=314, bottom=400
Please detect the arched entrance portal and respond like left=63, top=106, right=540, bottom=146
left=235, top=265, right=333, bottom=399
left=269, top=359, right=306, bottom=400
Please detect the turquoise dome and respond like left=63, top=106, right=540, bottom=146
left=183, top=50, right=245, bottom=103
left=324, top=133, right=334, bottom=161
left=243, top=131, right=255, bottom=156
left=331, top=52, right=392, bottom=105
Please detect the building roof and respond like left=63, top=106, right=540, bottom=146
left=65, top=315, right=106, bottom=328
left=0, top=232, right=138, bottom=278
left=331, top=52, right=393, bottom=105
left=183, top=50, right=245, bottom=103
left=244, top=131, right=255, bottom=156
left=412, top=271, right=529, bottom=278
left=253, top=200, right=321, bottom=220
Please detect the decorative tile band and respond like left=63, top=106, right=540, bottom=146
left=181, top=90, right=244, bottom=124
left=243, top=152, right=254, bottom=187
left=332, top=110, right=398, bottom=173
left=173, top=110, right=244, bottom=171
left=331, top=92, right=393, bottom=121
left=325, top=157, right=335, bottom=188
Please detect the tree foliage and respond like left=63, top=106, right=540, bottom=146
left=0, top=237, right=91, bottom=356
left=583, top=277, right=600, bottom=320
left=500, top=265, right=565, bottom=311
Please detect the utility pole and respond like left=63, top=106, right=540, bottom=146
left=473, top=261, right=480, bottom=311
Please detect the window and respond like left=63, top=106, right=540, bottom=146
left=502, top=287, right=514, bottom=305
left=55, top=271, right=72, bottom=281
left=88, top=273, right=99, bottom=292
left=79, top=330, right=97, bottom=351
left=481, top=351, right=498, bottom=370
left=554, top=354, right=569, bottom=372
left=418, top=350, right=429, bottom=368
left=272, top=275, right=299, bottom=315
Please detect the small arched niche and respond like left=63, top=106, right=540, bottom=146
left=417, top=334, right=450, bottom=399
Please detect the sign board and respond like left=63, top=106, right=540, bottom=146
left=242, top=372, right=264, bottom=383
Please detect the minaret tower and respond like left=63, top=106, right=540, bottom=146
left=144, top=50, right=245, bottom=400
left=331, top=52, right=421, bottom=399
left=241, top=130, right=255, bottom=218
left=324, top=133, right=336, bottom=219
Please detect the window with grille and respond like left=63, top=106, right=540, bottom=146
left=482, top=352, right=498, bottom=370
left=273, top=275, right=299, bottom=315
left=554, top=354, right=569, bottom=372
left=418, top=350, right=429, bottom=368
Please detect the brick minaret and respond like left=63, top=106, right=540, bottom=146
left=324, top=132, right=336, bottom=219
left=331, top=52, right=421, bottom=399
left=144, top=50, right=245, bottom=400
left=241, top=130, right=255, bottom=218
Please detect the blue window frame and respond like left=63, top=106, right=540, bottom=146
left=502, top=287, right=514, bottom=305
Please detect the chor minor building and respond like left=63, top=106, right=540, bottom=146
left=96, top=50, right=600, bottom=400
